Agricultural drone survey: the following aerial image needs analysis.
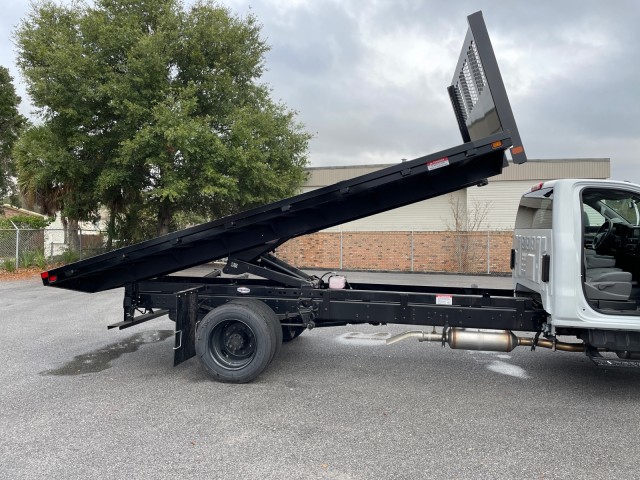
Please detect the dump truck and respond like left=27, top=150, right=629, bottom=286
left=41, top=11, right=640, bottom=382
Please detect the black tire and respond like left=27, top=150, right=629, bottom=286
left=228, top=299, right=282, bottom=361
left=195, top=303, right=276, bottom=383
left=282, top=325, right=305, bottom=342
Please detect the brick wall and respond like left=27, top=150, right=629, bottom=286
left=276, top=231, right=513, bottom=274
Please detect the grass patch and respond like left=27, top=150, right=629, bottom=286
left=2, top=258, right=16, bottom=272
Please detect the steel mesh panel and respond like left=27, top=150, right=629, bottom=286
left=0, top=229, right=17, bottom=263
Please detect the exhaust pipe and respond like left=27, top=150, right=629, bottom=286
left=386, top=328, right=584, bottom=353
left=385, top=331, right=442, bottom=345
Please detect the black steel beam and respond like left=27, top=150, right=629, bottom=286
left=133, top=278, right=545, bottom=334
left=107, top=309, right=170, bottom=330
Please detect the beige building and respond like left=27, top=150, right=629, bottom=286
left=304, top=158, right=610, bottom=232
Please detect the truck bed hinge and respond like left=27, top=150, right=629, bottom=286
left=224, top=254, right=318, bottom=288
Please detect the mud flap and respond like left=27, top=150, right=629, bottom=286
left=173, top=287, right=200, bottom=366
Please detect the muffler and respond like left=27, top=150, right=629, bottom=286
left=386, top=328, right=584, bottom=353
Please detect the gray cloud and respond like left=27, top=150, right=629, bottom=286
left=2, top=0, right=639, bottom=182
left=223, top=0, right=640, bottom=182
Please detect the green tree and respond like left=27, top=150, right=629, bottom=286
left=14, top=124, right=97, bottom=249
left=15, top=0, right=310, bottom=245
left=0, top=214, right=51, bottom=229
left=0, top=66, right=26, bottom=202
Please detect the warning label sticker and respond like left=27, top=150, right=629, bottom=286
left=426, top=157, right=449, bottom=171
left=435, top=294, right=453, bottom=305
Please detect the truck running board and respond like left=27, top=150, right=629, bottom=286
left=587, top=353, right=640, bottom=368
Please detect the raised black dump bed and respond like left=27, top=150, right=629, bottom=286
left=42, top=12, right=547, bottom=383
left=43, top=11, right=524, bottom=294
left=43, top=133, right=512, bottom=293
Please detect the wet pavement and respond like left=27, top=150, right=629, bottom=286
left=2, top=275, right=640, bottom=479
left=43, top=330, right=174, bottom=376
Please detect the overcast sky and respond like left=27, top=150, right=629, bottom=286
left=2, top=0, right=639, bottom=183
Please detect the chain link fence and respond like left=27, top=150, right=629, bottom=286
left=0, top=227, right=108, bottom=271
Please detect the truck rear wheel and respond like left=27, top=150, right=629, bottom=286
left=228, top=299, right=283, bottom=361
left=196, top=303, right=276, bottom=383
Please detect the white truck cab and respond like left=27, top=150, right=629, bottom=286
left=513, top=179, right=640, bottom=355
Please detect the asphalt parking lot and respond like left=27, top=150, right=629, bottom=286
left=2, top=272, right=640, bottom=479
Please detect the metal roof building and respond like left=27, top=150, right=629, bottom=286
left=303, top=158, right=610, bottom=231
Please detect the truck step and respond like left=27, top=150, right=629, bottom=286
left=588, top=354, right=640, bottom=368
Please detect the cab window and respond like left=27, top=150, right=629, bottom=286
left=515, top=187, right=553, bottom=229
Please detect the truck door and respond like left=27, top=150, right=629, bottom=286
left=580, top=187, right=640, bottom=310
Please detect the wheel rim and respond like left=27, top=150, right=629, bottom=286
left=209, top=319, right=257, bottom=370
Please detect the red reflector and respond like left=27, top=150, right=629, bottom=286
left=41, top=271, right=49, bottom=279
left=49, top=275, right=57, bottom=283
